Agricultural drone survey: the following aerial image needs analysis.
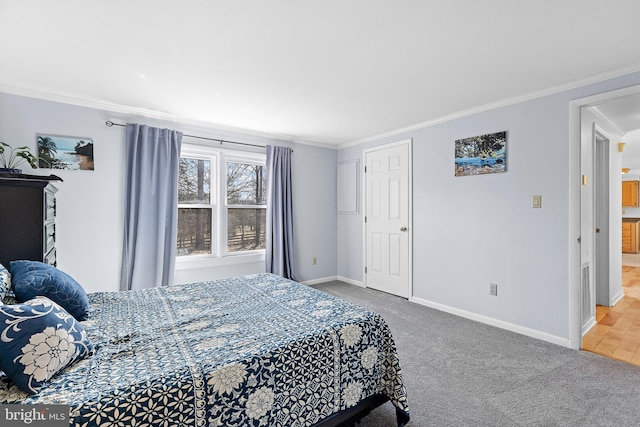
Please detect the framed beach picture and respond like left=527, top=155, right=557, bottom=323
left=37, top=134, right=94, bottom=170
left=454, top=131, right=506, bottom=176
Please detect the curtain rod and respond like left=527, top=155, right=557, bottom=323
left=105, top=121, right=267, bottom=150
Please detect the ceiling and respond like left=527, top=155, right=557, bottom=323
left=594, top=93, right=640, bottom=135
left=2, top=1, right=640, bottom=147
left=590, top=92, right=640, bottom=172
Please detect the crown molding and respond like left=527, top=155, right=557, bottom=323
left=0, top=84, right=338, bottom=150
left=339, top=64, right=640, bottom=149
left=5, top=61, right=640, bottom=152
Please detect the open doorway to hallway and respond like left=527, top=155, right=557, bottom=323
left=580, top=89, right=640, bottom=363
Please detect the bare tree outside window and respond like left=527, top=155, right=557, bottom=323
left=177, top=158, right=213, bottom=255
left=227, top=162, right=266, bottom=252
left=176, top=151, right=266, bottom=259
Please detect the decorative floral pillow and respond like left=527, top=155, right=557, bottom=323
left=0, top=262, right=10, bottom=302
left=0, top=296, right=94, bottom=394
left=10, top=260, right=90, bottom=321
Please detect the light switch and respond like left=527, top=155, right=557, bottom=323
left=532, top=195, right=542, bottom=208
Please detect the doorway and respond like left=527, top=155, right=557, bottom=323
left=572, top=85, right=640, bottom=350
left=363, top=139, right=413, bottom=298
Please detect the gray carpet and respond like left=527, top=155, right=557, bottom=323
left=312, top=281, right=640, bottom=427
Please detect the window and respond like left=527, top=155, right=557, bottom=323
left=177, top=156, right=214, bottom=256
left=226, top=161, right=266, bottom=252
left=176, top=144, right=266, bottom=263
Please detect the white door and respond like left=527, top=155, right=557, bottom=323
left=594, top=130, right=610, bottom=306
left=364, top=140, right=411, bottom=298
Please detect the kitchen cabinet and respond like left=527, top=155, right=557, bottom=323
left=622, top=221, right=639, bottom=253
left=622, top=180, right=639, bottom=207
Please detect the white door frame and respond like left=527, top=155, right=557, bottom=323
left=362, top=139, right=413, bottom=298
left=569, top=84, right=640, bottom=349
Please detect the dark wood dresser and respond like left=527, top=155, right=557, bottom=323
left=0, top=176, right=58, bottom=267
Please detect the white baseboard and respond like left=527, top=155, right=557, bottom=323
left=336, top=276, right=364, bottom=287
left=582, top=316, right=597, bottom=336
left=302, top=275, right=365, bottom=288
left=302, top=276, right=338, bottom=286
left=610, top=289, right=625, bottom=307
left=410, top=296, right=572, bottom=348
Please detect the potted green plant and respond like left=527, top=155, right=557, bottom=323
left=0, top=142, right=38, bottom=174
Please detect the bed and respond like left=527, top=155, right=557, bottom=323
left=1, top=269, right=409, bottom=426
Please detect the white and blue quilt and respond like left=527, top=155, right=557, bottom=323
left=1, top=273, right=409, bottom=426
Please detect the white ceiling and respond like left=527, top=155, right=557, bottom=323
left=594, top=93, right=640, bottom=135
left=590, top=93, right=640, bottom=172
left=2, top=1, right=640, bottom=146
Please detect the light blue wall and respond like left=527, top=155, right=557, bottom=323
left=289, top=141, right=337, bottom=282
left=6, top=69, right=640, bottom=343
left=0, top=94, right=125, bottom=294
left=337, top=71, right=640, bottom=343
left=0, top=92, right=337, bottom=292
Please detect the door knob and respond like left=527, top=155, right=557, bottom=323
left=400, top=226, right=407, bottom=232
left=596, top=228, right=600, bottom=233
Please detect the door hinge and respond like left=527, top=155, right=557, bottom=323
left=364, top=165, right=367, bottom=173
left=364, top=216, right=367, bottom=223
left=364, top=266, right=367, bottom=274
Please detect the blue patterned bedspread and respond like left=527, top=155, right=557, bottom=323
left=1, top=273, right=409, bottom=426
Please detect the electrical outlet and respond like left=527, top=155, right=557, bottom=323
left=489, top=283, right=498, bottom=296
left=312, top=256, right=317, bottom=265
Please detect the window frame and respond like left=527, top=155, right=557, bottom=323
left=175, top=143, right=266, bottom=270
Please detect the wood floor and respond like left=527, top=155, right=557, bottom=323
left=582, top=265, right=640, bottom=366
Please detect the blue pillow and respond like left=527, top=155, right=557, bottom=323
left=0, top=263, right=10, bottom=301
left=10, top=261, right=90, bottom=321
left=0, top=296, right=94, bottom=394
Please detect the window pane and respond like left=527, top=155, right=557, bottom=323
left=179, top=158, right=211, bottom=204
left=177, top=208, right=212, bottom=255
left=227, top=162, right=266, bottom=205
left=227, top=208, right=265, bottom=252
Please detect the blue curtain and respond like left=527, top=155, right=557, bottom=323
left=266, top=145, right=295, bottom=280
left=120, top=124, right=182, bottom=290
